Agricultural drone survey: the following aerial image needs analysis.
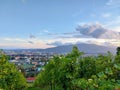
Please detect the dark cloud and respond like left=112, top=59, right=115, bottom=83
left=43, top=30, right=58, bottom=36
left=29, top=34, right=36, bottom=39
left=47, top=33, right=58, bottom=36
left=47, top=41, right=73, bottom=46
left=76, top=24, right=106, bottom=37
left=44, top=30, right=79, bottom=36
left=28, top=41, right=34, bottom=44
left=62, top=31, right=79, bottom=35
left=76, top=23, right=120, bottom=39
left=73, top=34, right=92, bottom=38
left=44, top=23, right=120, bottom=40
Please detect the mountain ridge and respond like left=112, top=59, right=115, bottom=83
left=42, top=43, right=116, bottom=54
left=5, top=43, right=116, bottom=55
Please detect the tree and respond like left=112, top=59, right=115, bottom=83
left=0, top=53, right=27, bottom=90
left=34, top=46, right=120, bottom=90
left=34, top=46, right=83, bottom=90
left=116, top=47, right=120, bottom=55
left=66, top=45, right=84, bottom=60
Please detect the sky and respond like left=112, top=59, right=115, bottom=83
left=0, top=0, right=120, bottom=49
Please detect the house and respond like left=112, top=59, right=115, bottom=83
left=26, top=77, right=35, bottom=83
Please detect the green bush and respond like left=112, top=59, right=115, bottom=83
left=33, top=46, right=120, bottom=90
left=0, top=54, right=27, bottom=90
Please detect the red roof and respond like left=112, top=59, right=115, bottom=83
left=26, top=77, right=35, bottom=81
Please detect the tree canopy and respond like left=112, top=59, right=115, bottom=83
left=0, top=53, right=27, bottom=90
left=34, top=46, right=120, bottom=90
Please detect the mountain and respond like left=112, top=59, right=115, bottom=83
left=40, top=43, right=116, bottom=55
left=5, top=43, right=116, bottom=55
left=76, top=24, right=120, bottom=39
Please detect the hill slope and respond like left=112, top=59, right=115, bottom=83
left=5, top=43, right=116, bottom=55
left=38, top=43, right=116, bottom=55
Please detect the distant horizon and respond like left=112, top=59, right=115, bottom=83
left=1, top=42, right=117, bottom=50
left=0, top=0, right=120, bottom=49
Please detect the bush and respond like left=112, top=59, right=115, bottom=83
left=0, top=54, right=27, bottom=90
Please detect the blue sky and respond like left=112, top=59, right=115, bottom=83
left=0, top=0, right=120, bottom=49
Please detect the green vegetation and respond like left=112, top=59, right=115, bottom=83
left=0, top=52, right=27, bottom=90
left=116, top=47, right=120, bottom=55
left=1, top=46, right=120, bottom=90
left=34, top=46, right=120, bottom=90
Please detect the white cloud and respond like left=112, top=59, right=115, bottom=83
left=47, top=37, right=120, bottom=47
left=105, top=16, right=120, bottom=29
left=1, top=21, right=120, bottom=49
left=106, top=0, right=120, bottom=7
left=0, top=37, right=54, bottom=49
left=1, top=34, right=120, bottom=49
left=77, top=22, right=104, bottom=27
left=106, top=0, right=113, bottom=5
left=43, top=29, right=49, bottom=33
left=4, top=38, right=26, bottom=42
left=44, top=22, right=120, bottom=47
left=102, top=13, right=111, bottom=18
left=21, top=0, right=28, bottom=3
left=112, top=26, right=120, bottom=32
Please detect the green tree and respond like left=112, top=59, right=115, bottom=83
left=66, top=46, right=84, bottom=60
left=78, top=56, right=96, bottom=79
left=34, top=46, right=120, bottom=90
left=0, top=53, right=27, bottom=90
left=116, top=47, right=120, bottom=55
left=34, top=46, right=83, bottom=90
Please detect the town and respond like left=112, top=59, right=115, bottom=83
left=5, top=50, right=56, bottom=82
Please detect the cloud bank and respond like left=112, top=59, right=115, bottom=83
left=76, top=23, right=120, bottom=39
left=0, top=23, right=120, bottom=49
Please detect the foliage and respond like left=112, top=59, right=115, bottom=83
left=116, top=47, right=120, bottom=55
left=34, top=46, right=120, bottom=90
left=0, top=53, right=27, bottom=90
